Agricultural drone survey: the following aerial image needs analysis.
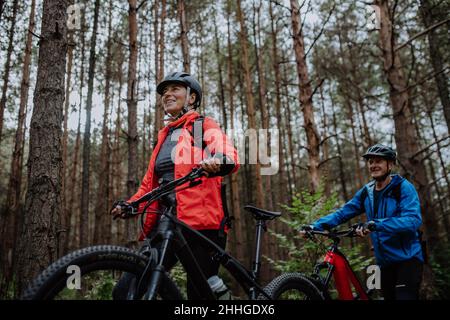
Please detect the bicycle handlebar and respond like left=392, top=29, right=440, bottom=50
left=122, top=167, right=206, bottom=218
left=301, top=221, right=376, bottom=240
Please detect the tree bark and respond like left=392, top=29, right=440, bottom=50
left=269, top=1, right=288, bottom=208
left=125, top=0, right=139, bottom=246
left=375, top=2, right=438, bottom=297
left=0, top=0, right=19, bottom=143
left=226, top=0, right=245, bottom=266
left=419, top=0, right=450, bottom=135
left=178, top=0, right=190, bottom=73
left=93, top=0, right=113, bottom=245
left=153, top=0, right=166, bottom=138
left=80, top=0, right=100, bottom=248
left=66, top=13, right=86, bottom=251
left=60, top=29, right=75, bottom=256
left=236, top=0, right=265, bottom=208
left=290, top=0, right=321, bottom=193
left=16, top=0, right=69, bottom=295
left=0, top=0, right=36, bottom=298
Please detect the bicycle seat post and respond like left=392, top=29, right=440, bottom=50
left=251, top=219, right=266, bottom=281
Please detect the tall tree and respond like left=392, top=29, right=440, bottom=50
left=375, top=0, right=438, bottom=297
left=225, top=0, right=246, bottom=265
left=93, top=0, right=113, bottom=245
left=0, top=0, right=36, bottom=298
left=153, top=0, right=167, bottom=138
left=178, top=0, right=190, bottom=73
left=80, top=0, right=100, bottom=248
left=16, top=0, right=69, bottom=295
left=269, top=1, right=288, bottom=208
left=0, top=0, right=19, bottom=143
left=126, top=0, right=139, bottom=246
left=235, top=0, right=265, bottom=208
left=289, top=0, right=321, bottom=193
left=60, top=27, right=75, bottom=256
left=419, top=0, right=450, bottom=134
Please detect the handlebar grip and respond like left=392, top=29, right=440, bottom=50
left=365, top=221, right=376, bottom=231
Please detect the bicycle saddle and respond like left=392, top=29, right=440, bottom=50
left=244, top=205, right=281, bottom=220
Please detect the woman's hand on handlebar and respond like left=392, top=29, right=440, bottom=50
left=199, top=157, right=221, bottom=176
left=110, top=200, right=136, bottom=220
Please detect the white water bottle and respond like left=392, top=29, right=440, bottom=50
left=207, top=275, right=232, bottom=300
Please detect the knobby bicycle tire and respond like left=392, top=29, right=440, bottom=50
left=21, top=245, right=183, bottom=300
left=261, top=273, right=329, bottom=300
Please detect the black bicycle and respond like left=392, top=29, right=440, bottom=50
left=22, top=167, right=324, bottom=300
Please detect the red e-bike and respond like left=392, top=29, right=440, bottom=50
left=263, top=223, right=376, bottom=300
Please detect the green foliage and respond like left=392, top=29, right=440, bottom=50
left=267, top=184, right=374, bottom=291
left=170, top=263, right=187, bottom=298
left=429, top=243, right=450, bottom=299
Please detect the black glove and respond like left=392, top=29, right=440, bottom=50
left=110, top=200, right=137, bottom=220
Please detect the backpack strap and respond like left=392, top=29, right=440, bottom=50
left=360, top=187, right=368, bottom=207
left=187, top=116, right=233, bottom=236
left=187, top=115, right=206, bottom=150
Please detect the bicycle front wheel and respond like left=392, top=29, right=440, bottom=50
left=262, top=273, right=328, bottom=300
left=21, top=245, right=183, bottom=300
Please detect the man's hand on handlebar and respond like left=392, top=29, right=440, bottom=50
left=299, top=225, right=315, bottom=239
left=110, top=200, right=136, bottom=220
left=355, top=221, right=376, bottom=238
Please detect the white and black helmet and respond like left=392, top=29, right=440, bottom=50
left=156, top=72, right=202, bottom=109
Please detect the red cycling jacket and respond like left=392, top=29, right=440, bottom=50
left=128, top=110, right=239, bottom=240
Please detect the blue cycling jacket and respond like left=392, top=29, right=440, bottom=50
left=312, top=174, right=423, bottom=267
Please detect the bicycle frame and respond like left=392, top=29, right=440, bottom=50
left=313, top=244, right=369, bottom=300
left=141, top=205, right=271, bottom=300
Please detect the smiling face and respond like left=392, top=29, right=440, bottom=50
left=161, top=83, right=196, bottom=117
left=367, top=156, right=393, bottom=180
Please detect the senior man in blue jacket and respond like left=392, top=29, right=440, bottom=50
left=301, top=144, right=424, bottom=300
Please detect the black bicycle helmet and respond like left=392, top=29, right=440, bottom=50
left=156, top=72, right=202, bottom=108
left=362, top=144, right=397, bottom=161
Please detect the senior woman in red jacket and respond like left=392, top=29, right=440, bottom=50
left=111, top=72, right=239, bottom=299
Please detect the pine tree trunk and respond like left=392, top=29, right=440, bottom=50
left=0, top=0, right=36, bottom=297
left=226, top=0, right=245, bottom=266
left=330, top=95, right=349, bottom=201
left=16, top=0, right=69, bottom=295
left=0, top=0, right=19, bottom=143
left=153, top=0, right=166, bottom=138
left=375, top=0, right=438, bottom=298
left=236, top=0, right=265, bottom=208
left=419, top=0, right=450, bottom=134
left=126, top=0, right=139, bottom=247
left=213, top=17, right=227, bottom=130
left=290, top=0, right=321, bottom=193
left=253, top=1, right=273, bottom=212
left=60, top=31, right=74, bottom=256
left=112, top=49, right=125, bottom=244
left=178, top=0, right=190, bottom=73
left=66, top=14, right=86, bottom=251
left=269, top=1, right=288, bottom=208
left=80, top=0, right=100, bottom=248
left=94, top=0, right=113, bottom=245
left=236, top=0, right=270, bottom=281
